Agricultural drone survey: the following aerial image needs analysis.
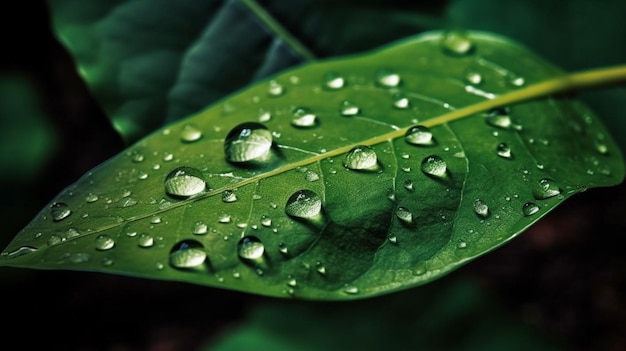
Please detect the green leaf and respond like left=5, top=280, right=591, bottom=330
left=1, top=30, right=624, bottom=300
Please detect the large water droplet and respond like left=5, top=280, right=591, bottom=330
left=324, top=72, right=345, bottom=89
left=291, top=108, right=318, bottom=128
left=405, top=125, right=434, bottom=146
left=224, top=122, right=273, bottom=163
left=442, top=30, right=475, bottom=56
left=138, top=233, right=155, bottom=248
left=533, top=178, right=561, bottom=199
left=376, top=69, right=401, bottom=88
left=169, top=240, right=207, bottom=268
left=95, top=235, right=115, bottom=251
left=421, top=155, right=447, bottom=177
left=522, top=202, right=540, bottom=216
left=285, top=189, right=322, bottom=219
left=340, top=100, right=360, bottom=116
left=496, top=143, right=513, bottom=159
left=164, top=166, right=206, bottom=198
left=180, top=124, right=203, bottom=143
left=237, top=236, right=265, bottom=260
left=473, top=199, right=489, bottom=218
left=50, top=202, right=71, bottom=221
left=343, top=145, right=378, bottom=171
left=396, top=206, right=413, bottom=223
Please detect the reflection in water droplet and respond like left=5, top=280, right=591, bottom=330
left=193, top=221, right=208, bottom=235
left=291, top=108, right=318, bottom=128
left=340, top=100, right=360, bottom=116
left=376, top=69, right=401, bottom=88
left=285, top=189, right=322, bottom=219
left=138, top=233, right=154, bottom=248
left=95, top=235, right=115, bottom=251
left=533, top=178, right=561, bottom=199
left=180, top=124, right=202, bottom=143
left=169, top=240, right=206, bottom=268
left=324, top=72, right=345, bottom=89
left=224, top=122, right=273, bottom=163
left=268, top=80, right=285, bottom=96
left=237, top=236, right=265, bottom=260
left=343, top=145, right=378, bottom=171
left=522, top=202, right=540, bottom=216
left=396, top=206, right=413, bottom=223
left=442, top=30, right=475, bottom=56
left=163, top=152, right=174, bottom=162
left=392, top=93, right=410, bottom=109
left=497, top=143, right=512, bottom=159
left=50, top=202, right=71, bottom=221
left=473, top=199, right=489, bottom=217
left=421, top=155, right=447, bottom=177
left=594, top=140, right=609, bottom=155
left=222, top=190, right=238, bottom=203
left=405, top=125, right=434, bottom=146
left=164, top=166, right=206, bottom=198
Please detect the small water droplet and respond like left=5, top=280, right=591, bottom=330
left=403, top=179, right=414, bottom=191
left=131, top=151, right=144, bottom=163
left=340, top=100, right=360, bottom=116
left=496, top=143, right=513, bottom=159
left=287, top=277, right=297, bottom=288
left=457, top=240, right=468, bottom=249
left=86, top=193, right=99, bottom=203
left=47, top=235, right=62, bottom=246
left=95, top=235, right=115, bottom=251
left=464, top=69, right=482, bottom=84
left=224, top=122, right=273, bottom=163
left=291, top=108, right=318, bottom=128
left=218, top=214, right=232, bottom=223
left=65, top=228, right=80, bottom=239
left=485, top=108, right=521, bottom=130
left=193, top=221, right=208, bottom=235
left=388, top=235, right=397, bottom=244
left=222, top=190, right=238, bottom=203
left=533, top=178, right=561, bottom=199
left=473, top=199, right=489, bottom=217
left=343, top=145, right=378, bottom=171
left=405, top=125, right=434, bottom=146
left=421, top=155, right=447, bottom=177
left=169, top=240, right=207, bottom=268
left=150, top=216, right=162, bottom=224
left=376, top=69, right=401, bottom=87
left=396, top=206, right=413, bottom=223
left=305, top=170, right=320, bottom=182
left=117, top=197, right=137, bottom=208
left=261, top=215, right=272, bottom=227
left=386, top=188, right=396, bottom=202
left=392, top=93, right=410, bottom=109
left=268, top=80, right=285, bottom=96
left=278, top=242, right=289, bottom=255
left=50, top=202, right=71, bottom=221
left=163, top=152, right=174, bottom=162
left=343, top=285, right=359, bottom=294
left=237, top=236, right=265, bottom=260
left=138, top=233, right=154, bottom=248
left=507, top=73, right=525, bottom=87
left=442, top=30, right=475, bottom=56
left=522, top=202, right=540, bottom=216
left=324, top=72, right=345, bottom=89
left=164, top=166, right=206, bottom=198
left=285, top=189, right=322, bottom=219
left=257, top=109, right=272, bottom=122
left=594, top=140, right=609, bottom=155
left=4, top=246, right=38, bottom=258
left=180, top=124, right=203, bottom=143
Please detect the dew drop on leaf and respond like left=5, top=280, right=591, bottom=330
left=343, top=285, right=359, bottom=294
left=376, top=69, right=401, bottom=87
left=237, top=236, right=265, bottom=260
left=497, top=143, right=513, bottom=159
left=305, top=170, right=320, bottom=182
left=403, top=179, right=414, bottom=191
left=3, top=246, right=38, bottom=258
left=533, top=178, right=561, bottom=199
left=285, top=189, right=322, bottom=219
left=222, top=190, right=238, bottom=203
left=169, top=240, right=206, bottom=268
left=392, top=93, right=410, bottom=109
left=324, top=71, right=345, bottom=90
left=340, top=100, right=360, bottom=116
left=180, top=124, right=203, bottom=143
left=291, top=108, right=318, bottom=128
left=442, top=30, right=475, bottom=56
left=85, top=193, right=99, bottom=203
left=464, top=69, right=483, bottom=84
left=278, top=242, right=289, bottom=255
left=395, top=206, right=413, bottom=223
left=485, top=108, right=521, bottom=130
left=164, top=166, right=206, bottom=198
left=257, top=109, right=271, bottom=122
left=95, top=235, right=115, bottom=251
left=260, top=215, right=272, bottom=227
left=138, top=233, right=154, bottom=248
left=218, top=214, right=232, bottom=223
left=507, top=73, right=525, bottom=87
left=522, top=202, right=540, bottom=216
left=473, top=199, right=489, bottom=218
left=131, top=151, right=144, bottom=163
left=47, top=235, right=62, bottom=246
left=224, top=122, right=273, bottom=163
left=268, top=80, right=285, bottom=96
left=421, top=155, right=447, bottom=177
left=343, top=145, right=378, bottom=171
left=405, top=125, right=434, bottom=146
left=65, top=228, right=80, bottom=239
left=50, top=202, right=71, bottom=221
left=193, top=221, right=208, bottom=235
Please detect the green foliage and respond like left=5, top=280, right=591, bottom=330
left=1, top=30, right=623, bottom=300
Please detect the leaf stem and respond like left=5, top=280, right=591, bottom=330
left=238, top=0, right=317, bottom=61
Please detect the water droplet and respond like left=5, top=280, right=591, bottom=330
left=496, top=143, right=513, bottom=159
left=457, top=240, right=468, bottom=249
left=291, top=108, right=318, bottom=128
left=237, top=236, right=265, bottom=260
left=388, top=235, right=397, bottom=244
left=222, top=190, right=238, bottom=203
left=164, top=166, right=206, bottom=198
left=50, top=202, right=71, bottom=221
left=305, top=170, right=320, bottom=182
left=285, top=189, right=322, bottom=219
left=224, top=122, right=273, bottom=163
left=442, top=30, right=475, bottom=56
left=257, top=109, right=272, bottom=122
left=261, top=215, right=272, bottom=227
left=287, top=277, right=297, bottom=288
left=421, top=155, right=447, bottom=177
left=376, top=69, right=401, bottom=87
left=405, top=125, right=434, bottom=146
left=193, top=221, right=208, bottom=235
left=218, top=214, right=232, bottom=223
left=343, top=145, right=378, bottom=171
left=3, top=246, right=38, bottom=258
left=169, top=240, right=207, bottom=268
left=522, top=202, right=540, bottom=216
left=533, top=178, right=561, bottom=199
left=65, top=228, right=80, bottom=239
left=343, top=285, right=359, bottom=294
left=507, top=73, right=525, bottom=87
left=131, top=151, right=144, bottom=163
left=324, top=72, right=345, bottom=89
left=163, top=152, right=174, bottom=162
left=47, top=235, right=62, bottom=246
left=180, top=124, right=203, bottom=143
left=117, top=197, right=137, bottom=208
left=268, top=80, right=285, bottom=96
left=278, top=242, right=289, bottom=255
left=396, top=206, right=413, bottom=223
left=485, top=108, right=522, bottom=130
left=86, top=193, right=99, bottom=203
left=403, top=179, right=414, bottom=191
left=392, top=93, right=410, bottom=109
left=340, top=100, right=360, bottom=116
left=95, top=235, right=115, bottom=251
left=465, top=69, right=482, bottom=84
left=138, top=233, right=154, bottom=248
left=473, top=199, right=489, bottom=218
left=386, top=188, right=396, bottom=202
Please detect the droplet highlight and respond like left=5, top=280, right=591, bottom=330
left=396, top=206, right=413, bottom=224
left=376, top=69, right=401, bottom=88
left=522, top=202, right=540, bottom=216
left=442, top=30, right=475, bottom=56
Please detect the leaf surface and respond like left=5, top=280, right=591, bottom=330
left=1, top=30, right=623, bottom=300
